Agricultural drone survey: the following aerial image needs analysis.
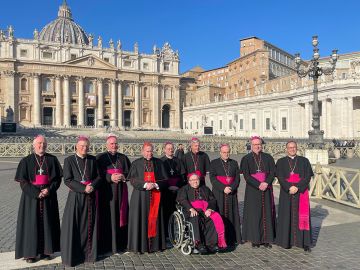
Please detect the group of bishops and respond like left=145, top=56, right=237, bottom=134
left=14, top=134, right=313, bottom=267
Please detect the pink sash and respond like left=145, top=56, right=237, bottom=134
left=287, top=173, right=310, bottom=231
left=80, top=180, right=92, bottom=185
left=251, top=172, right=266, bottom=182
left=216, top=176, right=235, bottom=185
left=191, top=200, right=227, bottom=248
left=106, top=168, right=128, bottom=227
left=168, top=177, right=181, bottom=187
left=33, top=174, right=49, bottom=185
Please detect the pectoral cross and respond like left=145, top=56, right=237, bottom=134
left=170, top=169, right=174, bottom=175
left=290, top=171, right=294, bottom=175
left=256, top=169, right=261, bottom=173
left=38, top=168, right=44, bottom=175
left=147, top=174, right=151, bottom=181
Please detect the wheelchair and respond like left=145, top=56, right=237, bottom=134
left=168, top=203, right=195, bottom=255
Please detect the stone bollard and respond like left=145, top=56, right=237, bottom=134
left=333, top=148, right=341, bottom=159
left=346, top=148, right=354, bottom=159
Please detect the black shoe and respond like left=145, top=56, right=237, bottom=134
left=207, top=245, right=218, bottom=253
left=264, top=243, right=272, bottom=248
left=26, top=258, right=36, bottom=263
left=40, top=254, right=52, bottom=260
left=252, top=243, right=260, bottom=248
left=304, top=246, right=311, bottom=253
left=198, top=245, right=207, bottom=254
left=218, top=246, right=228, bottom=253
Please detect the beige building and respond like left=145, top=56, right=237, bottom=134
left=182, top=37, right=360, bottom=139
left=0, top=1, right=181, bottom=129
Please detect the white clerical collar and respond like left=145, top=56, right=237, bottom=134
left=76, top=153, right=86, bottom=159
left=221, top=158, right=228, bottom=163
left=166, top=155, right=173, bottom=159
left=287, top=155, right=297, bottom=159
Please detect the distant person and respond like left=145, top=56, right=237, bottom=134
left=174, top=143, right=185, bottom=160
left=275, top=141, right=313, bottom=252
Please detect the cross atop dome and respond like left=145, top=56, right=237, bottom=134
left=58, top=0, right=72, bottom=20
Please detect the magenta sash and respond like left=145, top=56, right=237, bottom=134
left=168, top=177, right=181, bottom=187
left=33, top=174, right=50, bottom=185
left=287, top=173, right=310, bottom=231
left=216, top=176, right=235, bottom=185
left=107, top=168, right=123, bottom=175
left=191, top=200, right=227, bottom=248
left=106, top=168, right=128, bottom=227
left=251, top=172, right=266, bottom=182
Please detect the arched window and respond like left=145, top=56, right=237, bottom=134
left=70, top=81, right=77, bottom=94
left=86, top=82, right=94, bottom=94
left=143, top=87, right=149, bottom=98
left=104, top=83, right=110, bottom=96
left=21, top=78, right=27, bottom=91
left=124, top=84, right=131, bottom=96
left=44, top=78, right=51, bottom=92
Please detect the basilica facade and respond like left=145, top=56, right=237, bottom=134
left=0, top=1, right=181, bottom=129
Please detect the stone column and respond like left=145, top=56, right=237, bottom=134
left=326, top=99, right=332, bottom=138
left=110, top=79, right=117, bottom=127
left=33, top=73, right=41, bottom=126
left=117, top=80, right=123, bottom=128
left=97, top=78, right=104, bottom=127
left=134, top=81, right=140, bottom=128
left=78, top=77, right=85, bottom=127
left=63, top=75, right=70, bottom=127
left=348, top=97, right=354, bottom=138
left=174, top=84, right=181, bottom=129
left=152, top=83, right=160, bottom=129
left=321, top=99, right=327, bottom=138
left=304, top=102, right=310, bottom=137
left=55, top=75, right=62, bottom=126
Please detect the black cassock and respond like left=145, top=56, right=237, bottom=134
left=276, top=156, right=313, bottom=249
left=210, top=158, right=242, bottom=246
left=15, top=153, right=62, bottom=259
left=127, top=157, right=168, bottom=253
left=60, top=154, right=102, bottom=267
left=177, top=185, right=218, bottom=248
left=240, top=152, right=276, bottom=244
left=96, top=151, right=131, bottom=254
left=174, top=148, right=184, bottom=160
left=160, top=155, right=186, bottom=236
left=182, top=151, right=210, bottom=184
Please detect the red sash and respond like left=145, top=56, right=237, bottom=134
left=287, top=173, right=310, bottom=231
left=144, top=171, right=161, bottom=238
left=216, top=176, right=235, bottom=185
left=107, top=168, right=128, bottom=227
left=191, top=200, right=227, bottom=248
left=251, top=172, right=266, bottom=182
left=33, top=174, right=49, bottom=185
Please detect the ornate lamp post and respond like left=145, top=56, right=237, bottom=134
left=295, top=36, right=338, bottom=148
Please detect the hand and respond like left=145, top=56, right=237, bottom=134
left=168, top=186, right=179, bottom=191
left=289, top=186, right=298, bottom=195
left=41, top=188, right=49, bottom=197
left=145, top=183, right=155, bottom=190
left=85, top=184, right=94, bottom=194
left=259, top=182, right=268, bottom=191
left=224, top=186, right=232, bottom=194
left=111, top=173, right=120, bottom=183
left=205, top=209, right=213, bottom=217
left=189, top=208, right=198, bottom=217
left=119, top=174, right=126, bottom=182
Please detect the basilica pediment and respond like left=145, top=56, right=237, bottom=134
left=64, top=55, right=117, bottom=70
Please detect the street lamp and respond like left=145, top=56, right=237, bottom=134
left=295, top=35, right=338, bottom=148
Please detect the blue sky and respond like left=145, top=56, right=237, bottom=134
left=1, top=0, right=359, bottom=72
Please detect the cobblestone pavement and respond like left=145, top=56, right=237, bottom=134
left=1, top=155, right=360, bottom=270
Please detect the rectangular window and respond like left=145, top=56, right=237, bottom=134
left=71, top=99, right=77, bottom=104
left=190, top=122, right=192, bottom=129
left=266, top=118, right=270, bottom=130
left=185, top=122, right=187, bottom=129
left=239, top=119, right=244, bottom=130
left=211, top=120, right=214, bottom=127
left=104, top=57, right=109, bottom=62
left=282, top=117, right=287, bottom=130
left=164, top=62, right=170, bottom=71
left=252, top=118, right=256, bottom=130
left=143, top=62, right=149, bottom=70
left=124, top=60, right=132, bottom=67
left=71, top=54, right=77, bottom=60
left=197, top=121, right=199, bottom=129
left=219, top=120, right=223, bottom=129
left=42, top=51, right=53, bottom=59
left=229, top=120, right=232, bottom=129
left=20, top=49, right=28, bottom=57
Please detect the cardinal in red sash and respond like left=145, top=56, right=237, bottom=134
left=127, top=142, right=169, bottom=253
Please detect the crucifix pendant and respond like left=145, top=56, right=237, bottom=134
left=170, top=169, right=174, bottom=175
left=38, top=168, right=44, bottom=175
left=256, top=169, right=261, bottom=173
left=290, top=171, right=294, bottom=175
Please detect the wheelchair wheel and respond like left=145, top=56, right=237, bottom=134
left=168, top=211, right=183, bottom=248
left=181, top=243, right=192, bottom=255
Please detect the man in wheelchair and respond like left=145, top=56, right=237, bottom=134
left=176, top=173, right=227, bottom=254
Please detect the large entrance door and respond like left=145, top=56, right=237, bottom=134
left=86, top=108, right=95, bottom=126
left=162, top=104, right=170, bottom=128
left=124, top=110, right=132, bottom=128
left=43, top=107, right=53, bottom=126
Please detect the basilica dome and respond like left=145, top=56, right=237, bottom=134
left=39, top=0, right=89, bottom=45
